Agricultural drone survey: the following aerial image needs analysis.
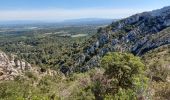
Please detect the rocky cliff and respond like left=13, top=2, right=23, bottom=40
left=60, top=6, right=170, bottom=74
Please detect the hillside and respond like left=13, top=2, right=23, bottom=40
left=64, top=6, right=170, bottom=74
left=0, top=6, right=170, bottom=100
left=142, top=44, right=170, bottom=100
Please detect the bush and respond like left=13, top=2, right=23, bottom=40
left=91, top=52, right=149, bottom=99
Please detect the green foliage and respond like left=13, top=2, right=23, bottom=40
left=70, top=87, right=95, bottom=100
left=105, top=88, right=136, bottom=100
left=0, top=75, right=62, bottom=100
left=1, top=21, right=169, bottom=99
left=25, top=71, right=37, bottom=80
left=94, top=52, right=148, bottom=99
left=0, top=51, right=157, bottom=100
left=0, top=26, right=94, bottom=70
left=0, top=80, right=44, bottom=100
left=101, top=52, right=146, bottom=87
left=124, top=25, right=135, bottom=32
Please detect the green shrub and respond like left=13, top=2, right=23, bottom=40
left=25, top=71, right=37, bottom=80
left=90, top=52, right=148, bottom=100
left=105, top=88, right=136, bottom=100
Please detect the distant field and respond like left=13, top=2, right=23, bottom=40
left=71, top=34, right=88, bottom=37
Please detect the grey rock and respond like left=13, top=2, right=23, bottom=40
left=0, top=51, right=32, bottom=80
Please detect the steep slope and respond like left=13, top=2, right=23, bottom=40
left=61, top=6, right=170, bottom=74
left=137, top=27, right=170, bottom=55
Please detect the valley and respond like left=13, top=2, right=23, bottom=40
left=0, top=6, right=170, bottom=100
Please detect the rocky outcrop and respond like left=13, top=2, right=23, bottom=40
left=0, top=51, right=32, bottom=80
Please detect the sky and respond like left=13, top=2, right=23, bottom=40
left=0, top=0, right=170, bottom=21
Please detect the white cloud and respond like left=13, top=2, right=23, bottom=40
left=0, top=8, right=154, bottom=21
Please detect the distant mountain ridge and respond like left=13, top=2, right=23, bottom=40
left=0, top=18, right=115, bottom=26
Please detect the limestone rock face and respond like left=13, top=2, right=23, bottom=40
left=61, top=6, right=170, bottom=74
left=0, top=51, right=32, bottom=80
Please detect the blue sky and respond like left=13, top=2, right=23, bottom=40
left=0, top=0, right=170, bottom=21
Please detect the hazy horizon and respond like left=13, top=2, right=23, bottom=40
left=0, top=0, right=170, bottom=21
